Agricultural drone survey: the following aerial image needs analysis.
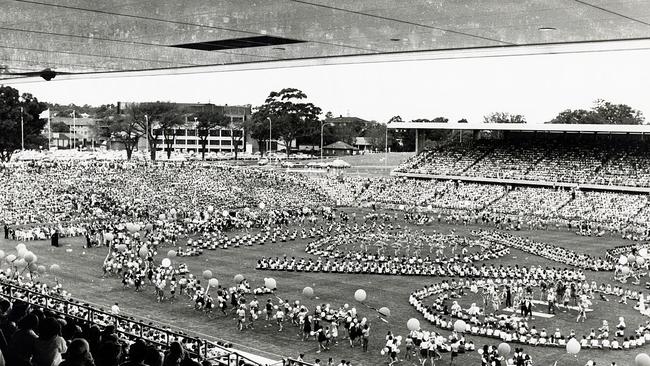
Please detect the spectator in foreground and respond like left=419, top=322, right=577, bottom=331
left=163, top=342, right=184, bottom=366
left=60, top=338, right=95, bottom=366
left=32, top=317, right=67, bottom=366
left=8, top=313, right=39, bottom=366
left=119, top=339, right=147, bottom=366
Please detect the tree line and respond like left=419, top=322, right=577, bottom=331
left=0, top=84, right=646, bottom=162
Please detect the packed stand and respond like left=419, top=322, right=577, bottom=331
left=395, top=138, right=650, bottom=188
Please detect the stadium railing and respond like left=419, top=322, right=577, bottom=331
left=0, top=280, right=279, bottom=366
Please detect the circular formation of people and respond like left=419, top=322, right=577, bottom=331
left=3, top=157, right=650, bottom=366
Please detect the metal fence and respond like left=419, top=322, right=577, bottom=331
left=0, top=280, right=269, bottom=366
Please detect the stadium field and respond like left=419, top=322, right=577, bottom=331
left=0, top=206, right=641, bottom=366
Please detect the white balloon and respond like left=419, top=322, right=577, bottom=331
left=635, top=353, right=650, bottom=366
left=407, top=318, right=420, bottom=331
left=354, top=289, right=367, bottom=302
left=566, top=338, right=581, bottom=355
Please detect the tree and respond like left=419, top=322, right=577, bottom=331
left=388, top=115, right=403, bottom=124
left=483, top=112, right=526, bottom=124
left=193, top=109, right=228, bottom=160
left=253, top=88, right=321, bottom=157
left=248, top=113, right=272, bottom=156
left=50, top=121, right=70, bottom=132
left=221, top=116, right=247, bottom=160
left=95, top=104, right=117, bottom=119
left=138, top=102, right=182, bottom=160
left=108, top=116, right=141, bottom=160
left=593, top=99, right=644, bottom=124
left=548, top=109, right=602, bottom=124
left=547, top=100, right=645, bottom=125
left=365, top=122, right=393, bottom=151
left=106, top=106, right=146, bottom=160
left=0, top=86, right=47, bottom=161
left=161, top=116, right=184, bottom=160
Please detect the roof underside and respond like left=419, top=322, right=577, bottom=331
left=2, top=0, right=650, bottom=81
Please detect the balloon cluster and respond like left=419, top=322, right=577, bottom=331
left=200, top=270, right=219, bottom=289
left=619, top=249, right=650, bottom=275
left=1, top=243, right=42, bottom=274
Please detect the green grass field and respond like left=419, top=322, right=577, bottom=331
left=1, top=208, right=645, bottom=366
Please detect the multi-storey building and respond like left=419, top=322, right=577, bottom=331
left=151, top=121, right=246, bottom=154
left=48, top=116, right=100, bottom=149
left=115, top=102, right=252, bottom=154
left=124, top=102, right=253, bottom=154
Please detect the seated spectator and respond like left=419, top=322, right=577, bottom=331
left=60, top=338, right=94, bottom=366
left=32, top=317, right=67, bottom=366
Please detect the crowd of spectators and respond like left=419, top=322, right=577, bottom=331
left=352, top=179, right=650, bottom=241
left=6, top=155, right=650, bottom=365
left=0, top=161, right=341, bottom=229
left=355, top=178, right=505, bottom=211
left=395, top=139, right=650, bottom=188
left=7, top=159, right=650, bottom=244
left=0, top=270, right=240, bottom=366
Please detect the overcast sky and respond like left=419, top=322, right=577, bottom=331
left=7, top=47, right=650, bottom=124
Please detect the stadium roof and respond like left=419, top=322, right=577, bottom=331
left=50, top=117, right=95, bottom=126
left=2, top=1, right=650, bottom=81
left=323, top=141, right=358, bottom=150
left=325, top=116, right=370, bottom=124
left=387, top=122, right=650, bottom=134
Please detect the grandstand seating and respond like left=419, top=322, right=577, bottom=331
left=395, top=138, right=650, bottom=188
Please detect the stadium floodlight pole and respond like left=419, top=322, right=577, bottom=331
left=72, top=110, right=76, bottom=149
left=20, top=106, right=24, bottom=151
left=384, top=124, right=388, bottom=167
left=144, top=114, right=149, bottom=154
left=194, top=117, right=198, bottom=152
left=266, top=117, right=272, bottom=156
left=320, top=121, right=325, bottom=161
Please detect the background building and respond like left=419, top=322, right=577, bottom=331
left=322, top=141, right=358, bottom=156
left=131, top=103, right=253, bottom=154
left=48, top=116, right=100, bottom=149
